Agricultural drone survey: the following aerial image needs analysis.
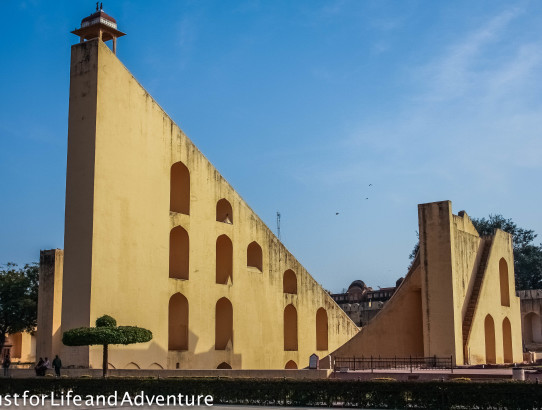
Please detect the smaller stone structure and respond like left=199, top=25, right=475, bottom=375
left=36, top=249, right=63, bottom=362
left=325, top=201, right=523, bottom=366
left=518, top=289, right=542, bottom=352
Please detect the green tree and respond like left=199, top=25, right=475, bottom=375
left=408, top=231, right=420, bottom=264
left=62, top=315, right=152, bottom=377
left=0, top=263, right=39, bottom=354
left=408, top=214, right=542, bottom=290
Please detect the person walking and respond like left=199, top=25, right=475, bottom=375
left=52, top=355, right=62, bottom=377
left=35, top=357, right=44, bottom=376
left=2, top=354, right=11, bottom=377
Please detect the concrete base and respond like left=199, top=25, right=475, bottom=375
left=4, top=368, right=331, bottom=379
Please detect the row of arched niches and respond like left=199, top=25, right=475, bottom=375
left=169, top=161, right=329, bottom=369
left=169, top=161, right=264, bottom=280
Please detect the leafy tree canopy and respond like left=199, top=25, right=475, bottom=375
left=0, top=262, right=38, bottom=352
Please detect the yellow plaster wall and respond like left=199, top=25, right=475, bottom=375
left=449, top=211, right=483, bottom=364
left=20, top=332, right=36, bottom=363
left=451, top=216, right=481, bottom=320
left=6, top=332, right=36, bottom=363
left=62, top=39, right=358, bottom=370
left=328, top=262, right=424, bottom=358
left=418, top=201, right=522, bottom=365
left=60, top=40, right=98, bottom=367
left=418, top=201, right=459, bottom=360
left=466, top=229, right=523, bottom=364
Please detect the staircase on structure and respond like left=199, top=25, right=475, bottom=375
left=462, top=237, right=493, bottom=351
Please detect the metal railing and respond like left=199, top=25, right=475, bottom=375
left=334, top=355, right=454, bottom=373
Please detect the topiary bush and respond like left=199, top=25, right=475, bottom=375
left=95, top=315, right=117, bottom=328
left=62, top=315, right=152, bottom=378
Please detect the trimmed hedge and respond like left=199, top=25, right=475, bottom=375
left=62, top=326, right=152, bottom=346
left=63, top=315, right=152, bottom=346
left=1, top=378, right=541, bottom=408
left=95, top=315, right=117, bottom=328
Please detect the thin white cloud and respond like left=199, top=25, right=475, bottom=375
left=418, top=7, right=523, bottom=102
left=317, top=6, right=542, bottom=186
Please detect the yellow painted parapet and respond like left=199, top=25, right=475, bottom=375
left=36, top=249, right=64, bottom=362
left=54, top=39, right=358, bottom=370
left=329, top=200, right=522, bottom=366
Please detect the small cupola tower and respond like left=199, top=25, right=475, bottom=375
left=72, top=3, right=126, bottom=54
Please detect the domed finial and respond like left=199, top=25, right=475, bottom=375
left=72, top=4, right=126, bottom=54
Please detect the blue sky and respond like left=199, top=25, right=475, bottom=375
left=1, top=0, right=541, bottom=292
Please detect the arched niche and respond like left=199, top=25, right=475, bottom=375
left=524, top=312, right=542, bottom=343
left=216, top=199, right=233, bottom=224
left=216, top=234, right=233, bottom=284
left=283, top=269, right=297, bottom=294
left=502, top=317, right=513, bottom=363
left=285, top=360, right=298, bottom=369
left=170, top=161, right=190, bottom=214
left=168, top=293, right=189, bottom=351
left=217, top=362, right=232, bottom=369
left=499, top=258, right=510, bottom=307
left=284, top=304, right=298, bottom=351
left=484, top=314, right=496, bottom=364
left=169, top=226, right=189, bottom=280
left=316, top=308, right=328, bottom=351
left=247, top=241, right=263, bottom=271
left=216, top=297, right=233, bottom=350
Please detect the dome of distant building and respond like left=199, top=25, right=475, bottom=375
left=348, top=280, right=367, bottom=291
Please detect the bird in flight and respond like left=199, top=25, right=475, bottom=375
left=335, top=212, right=339, bottom=215
left=369, top=184, right=373, bottom=186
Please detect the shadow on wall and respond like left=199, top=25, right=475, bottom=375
left=75, top=328, right=244, bottom=371
left=167, top=324, right=244, bottom=370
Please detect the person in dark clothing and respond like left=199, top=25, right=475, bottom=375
left=2, top=354, right=11, bottom=377
left=35, top=357, right=44, bottom=376
left=52, top=355, right=62, bottom=377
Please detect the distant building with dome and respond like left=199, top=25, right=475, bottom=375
left=330, top=279, right=400, bottom=326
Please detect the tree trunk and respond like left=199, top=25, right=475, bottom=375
left=102, top=344, right=108, bottom=378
